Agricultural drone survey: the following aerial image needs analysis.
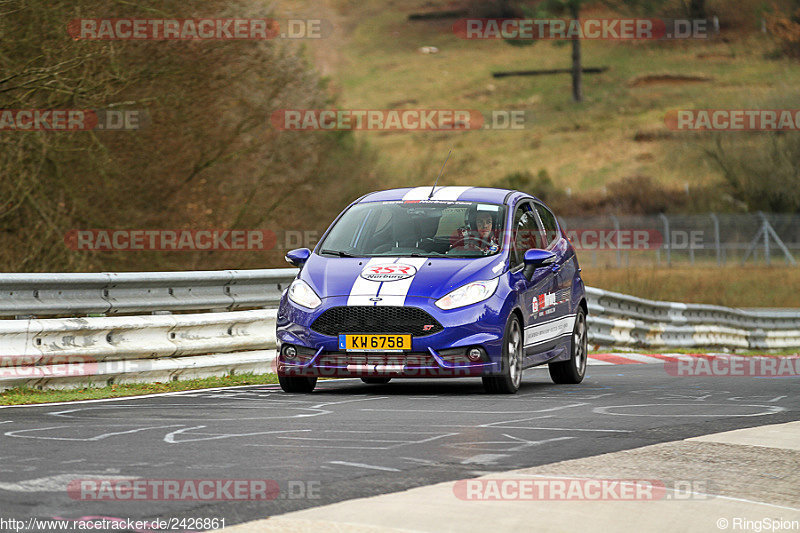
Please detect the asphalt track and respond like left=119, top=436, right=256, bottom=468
left=0, top=363, right=798, bottom=531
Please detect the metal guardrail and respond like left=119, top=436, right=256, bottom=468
left=585, top=287, right=800, bottom=350
left=0, top=269, right=798, bottom=390
left=0, top=269, right=298, bottom=317
left=0, top=309, right=278, bottom=390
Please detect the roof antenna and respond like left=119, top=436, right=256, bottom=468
left=428, top=149, right=452, bottom=199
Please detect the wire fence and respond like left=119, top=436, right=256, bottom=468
left=557, top=212, right=800, bottom=268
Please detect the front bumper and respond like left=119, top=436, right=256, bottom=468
left=276, top=294, right=507, bottom=378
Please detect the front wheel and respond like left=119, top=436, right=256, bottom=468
left=278, top=375, right=317, bottom=393
left=548, top=307, right=587, bottom=384
left=483, top=314, right=523, bottom=394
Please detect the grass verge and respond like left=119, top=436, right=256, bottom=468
left=309, top=0, right=800, bottom=194
left=0, top=373, right=280, bottom=406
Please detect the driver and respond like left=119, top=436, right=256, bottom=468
left=449, top=206, right=500, bottom=255
left=474, top=211, right=499, bottom=255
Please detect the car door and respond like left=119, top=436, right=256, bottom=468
left=507, top=200, right=558, bottom=365
left=533, top=201, right=575, bottom=354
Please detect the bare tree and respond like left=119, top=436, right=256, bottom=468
left=0, top=0, right=379, bottom=272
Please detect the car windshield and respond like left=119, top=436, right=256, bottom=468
left=318, top=200, right=507, bottom=258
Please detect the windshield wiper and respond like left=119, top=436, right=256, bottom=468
left=320, top=249, right=357, bottom=257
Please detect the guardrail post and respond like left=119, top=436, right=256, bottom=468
left=610, top=215, right=621, bottom=268
left=762, top=213, right=797, bottom=265
left=710, top=213, right=721, bottom=266
left=658, top=213, right=671, bottom=267
left=761, top=212, right=771, bottom=266
left=742, top=213, right=796, bottom=266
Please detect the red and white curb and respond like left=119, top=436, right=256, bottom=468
left=590, top=353, right=728, bottom=365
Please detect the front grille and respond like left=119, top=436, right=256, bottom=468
left=310, top=306, right=444, bottom=337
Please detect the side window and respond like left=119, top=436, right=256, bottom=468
left=511, top=205, right=525, bottom=268
left=512, top=203, right=545, bottom=267
left=534, top=203, right=559, bottom=247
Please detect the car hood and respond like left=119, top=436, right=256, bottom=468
left=300, top=254, right=506, bottom=301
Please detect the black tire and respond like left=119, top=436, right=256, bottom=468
left=548, top=307, right=588, bottom=384
left=361, top=377, right=392, bottom=384
left=278, top=375, right=317, bottom=393
left=482, top=314, right=523, bottom=394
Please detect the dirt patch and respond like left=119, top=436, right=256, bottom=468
left=629, top=74, right=713, bottom=87
left=696, top=52, right=736, bottom=60
left=275, top=0, right=349, bottom=77
left=386, top=98, right=419, bottom=109
left=633, top=130, right=679, bottom=142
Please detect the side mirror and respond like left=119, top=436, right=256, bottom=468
left=285, top=248, right=311, bottom=268
left=522, top=249, right=556, bottom=280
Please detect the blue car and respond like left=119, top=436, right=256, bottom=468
left=276, top=186, right=587, bottom=393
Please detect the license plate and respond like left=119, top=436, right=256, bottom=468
left=338, top=334, right=411, bottom=352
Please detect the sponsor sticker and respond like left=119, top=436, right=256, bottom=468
left=360, top=264, right=417, bottom=282
left=532, top=289, right=570, bottom=317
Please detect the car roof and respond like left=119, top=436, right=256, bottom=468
left=358, top=186, right=537, bottom=205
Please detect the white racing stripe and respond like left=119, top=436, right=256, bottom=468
left=346, top=258, right=385, bottom=306
left=433, top=186, right=472, bottom=201
left=524, top=314, right=576, bottom=348
left=376, top=257, right=428, bottom=306
left=402, top=187, right=433, bottom=201
left=347, top=257, right=428, bottom=306
left=401, top=186, right=473, bottom=202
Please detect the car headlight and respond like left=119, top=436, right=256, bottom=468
left=435, top=277, right=499, bottom=310
left=288, top=279, right=322, bottom=309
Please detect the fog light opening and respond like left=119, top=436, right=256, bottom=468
left=467, top=347, right=484, bottom=362
left=283, top=345, right=298, bottom=360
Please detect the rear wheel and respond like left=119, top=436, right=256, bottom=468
left=483, top=314, right=523, bottom=394
left=361, top=377, right=391, bottom=384
left=548, top=307, right=587, bottom=384
left=278, top=375, right=317, bottom=393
